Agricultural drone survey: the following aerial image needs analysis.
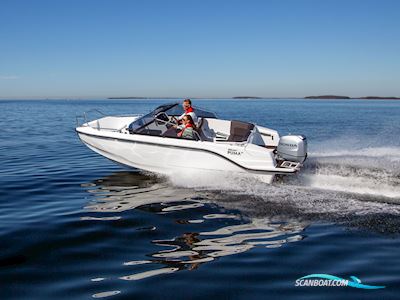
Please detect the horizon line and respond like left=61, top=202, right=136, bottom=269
left=1, top=95, right=399, bottom=101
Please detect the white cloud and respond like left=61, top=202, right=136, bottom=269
left=0, top=75, right=19, bottom=80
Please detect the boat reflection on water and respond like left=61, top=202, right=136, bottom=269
left=82, top=171, right=196, bottom=213
left=147, top=219, right=305, bottom=272
left=81, top=171, right=307, bottom=295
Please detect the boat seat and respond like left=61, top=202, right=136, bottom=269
left=196, top=117, right=204, bottom=129
left=226, top=121, right=254, bottom=142
left=197, top=118, right=214, bottom=141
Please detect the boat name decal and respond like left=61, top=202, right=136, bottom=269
left=227, top=148, right=243, bottom=155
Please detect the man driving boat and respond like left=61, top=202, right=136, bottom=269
left=174, top=99, right=198, bottom=124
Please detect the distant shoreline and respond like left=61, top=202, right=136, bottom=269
left=106, top=95, right=400, bottom=100
left=304, top=95, right=400, bottom=100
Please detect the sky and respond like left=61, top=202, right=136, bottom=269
left=0, top=0, right=399, bottom=99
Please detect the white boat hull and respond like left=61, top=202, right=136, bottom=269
left=76, top=129, right=294, bottom=184
left=75, top=107, right=305, bottom=184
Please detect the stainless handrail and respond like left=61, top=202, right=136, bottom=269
left=75, top=109, right=106, bottom=127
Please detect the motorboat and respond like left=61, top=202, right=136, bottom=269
left=76, top=103, right=307, bottom=183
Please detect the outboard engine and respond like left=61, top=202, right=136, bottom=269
left=277, top=135, right=307, bottom=163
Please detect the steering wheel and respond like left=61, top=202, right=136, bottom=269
left=155, top=112, right=171, bottom=126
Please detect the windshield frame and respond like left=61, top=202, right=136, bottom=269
left=128, top=103, right=178, bottom=133
left=128, top=102, right=217, bottom=134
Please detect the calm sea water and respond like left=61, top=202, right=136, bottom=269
left=1, top=99, right=400, bottom=299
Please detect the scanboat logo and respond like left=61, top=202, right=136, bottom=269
left=295, top=274, right=385, bottom=289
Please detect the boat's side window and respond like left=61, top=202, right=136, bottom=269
left=136, top=128, right=163, bottom=136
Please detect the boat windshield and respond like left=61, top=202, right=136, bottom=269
left=128, top=103, right=177, bottom=133
left=128, top=103, right=217, bottom=137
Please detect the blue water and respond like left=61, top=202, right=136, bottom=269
left=1, top=99, right=400, bottom=299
